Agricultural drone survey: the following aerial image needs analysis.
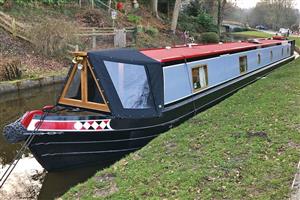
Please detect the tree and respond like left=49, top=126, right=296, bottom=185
left=171, top=0, right=181, bottom=33
left=248, top=0, right=299, bottom=30
left=217, top=0, right=227, bottom=36
left=151, top=0, right=159, bottom=18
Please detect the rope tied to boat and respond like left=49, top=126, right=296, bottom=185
left=0, top=106, right=55, bottom=188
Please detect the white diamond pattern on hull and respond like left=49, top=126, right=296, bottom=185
left=83, top=122, right=91, bottom=130
left=74, top=121, right=83, bottom=130
left=92, top=121, right=99, bottom=130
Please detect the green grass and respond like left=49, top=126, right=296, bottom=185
left=233, top=31, right=273, bottom=38
left=233, top=31, right=300, bottom=48
left=62, top=58, right=300, bottom=199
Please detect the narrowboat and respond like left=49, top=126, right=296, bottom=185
left=3, top=37, right=295, bottom=171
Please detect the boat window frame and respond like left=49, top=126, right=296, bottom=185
left=191, top=64, right=208, bottom=93
left=59, top=57, right=110, bottom=113
left=270, top=50, right=273, bottom=61
left=257, top=53, right=261, bottom=65
left=239, top=55, right=248, bottom=74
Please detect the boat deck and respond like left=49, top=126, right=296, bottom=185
left=141, top=39, right=287, bottom=63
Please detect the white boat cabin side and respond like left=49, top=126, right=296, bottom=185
left=163, top=42, right=292, bottom=104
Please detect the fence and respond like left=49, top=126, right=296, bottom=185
left=0, top=11, right=31, bottom=42
left=0, top=11, right=136, bottom=52
left=77, top=27, right=136, bottom=49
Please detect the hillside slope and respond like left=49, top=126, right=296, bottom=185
left=0, top=2, right=181, bottom=82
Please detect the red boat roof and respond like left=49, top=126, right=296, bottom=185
left=141, top=39, right=287, bottom=63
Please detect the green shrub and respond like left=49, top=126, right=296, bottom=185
left=127, top=14, right=141, bottom=24
left=232, top=27, right=251, bottom=32
left=200, top=32, right=219, bottom=44
left=0, top=59, right=22, bottom=81
left=13, top=0, right=69, bottom=5
left=178, top=12, right=217, bottom=36
left=28, top=19, right=78, bottom=57
left=1, top=0, right=13, bottom=10
left=144, top=26, right=158, bottom=36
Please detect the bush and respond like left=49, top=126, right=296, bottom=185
left=80, top=9, right=112, bottom=27
left=232, top=27, right=251, bottom=32
left=200, top=32, right=219, bottom=44
left=178, top=12, right=217, bottom=37
left=144, top=25, right=158, bottom=36
left=0, top=59, right=22, bottom=81
left=14, top=0, right=69, bottom=5
left=28, top=19, right=78, bottom=57
left=2, top=0, right=13, bottom=10
left=127, top=14, right=141, bottom=24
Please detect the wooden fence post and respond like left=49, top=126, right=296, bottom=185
left=92, top=28, right=97, bottom=49
left=12, top=18, right=16, bottom=37
left=108, top=0, right=112, bottom=13
left=114, top=29, right=126, bottom=48
left=91, top=0, right=94, bottom=9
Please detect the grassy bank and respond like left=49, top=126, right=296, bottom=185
left=233, top=31, right=273, bottom=38
left=233, top=31, right=300, bottom=48
left=62, top=56, right=300, bottom=199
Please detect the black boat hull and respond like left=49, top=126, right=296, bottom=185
left=28, top=56, right=295, bottom=171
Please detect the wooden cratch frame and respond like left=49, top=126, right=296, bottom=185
left=59, top=52, right=110, bottom=112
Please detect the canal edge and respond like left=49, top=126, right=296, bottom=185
left=0, top=75, right=66, bottom=95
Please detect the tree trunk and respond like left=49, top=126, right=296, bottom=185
left=217, top=0, right=227, bottom=36
left=151, top=0, right=159, bottom=18
left=171, top=0, right=181, bottom=33
left=108, top=0, right=112, bottom=13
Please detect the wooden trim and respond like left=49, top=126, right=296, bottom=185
left=191, top=64, right=208, bottom=93
left=60, top=64, right=77, bottom=100
left=59, top=98, right=110, bottom=112
left=86, top=60, right=110, bottom=112
left=72, top=51, right=87, bottom=57
left=81, top=59, right=88, bottom=103
left=58, top=56, right=110, bottom=113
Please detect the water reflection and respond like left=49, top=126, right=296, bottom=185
left=0, top=84, right=120, bottom=199
left=222, top=33, right=256, bottom=42
left=0, top=84, right=63, bottom=165
left=39, top=161, right=116, bottom=199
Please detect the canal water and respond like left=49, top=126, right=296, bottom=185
left=0, top=84, right=111, bottom=199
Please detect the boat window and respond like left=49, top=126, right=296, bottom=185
left=282, top=48, right=284, bottom=56
left=270, top=51, right=273, bottom=61
left=191, top=65, right=208, bottom=92
left=258, top=53, right=261, bottom=64
left=65, top=67, right=81, bottom=100
left=287, top=47, right=290, bottom=55
left=239, top=56, right=248, bottom=73
left=104, top=61, right=153, bottom=109
left=87, top=66, right=105, bottom=104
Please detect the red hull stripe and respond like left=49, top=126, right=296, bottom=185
left=27, top=119, right=113, bottom=132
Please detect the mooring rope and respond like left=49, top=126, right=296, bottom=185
left=0, top=108, right=53, bottom=188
